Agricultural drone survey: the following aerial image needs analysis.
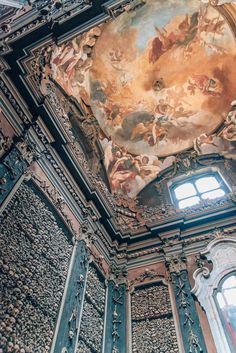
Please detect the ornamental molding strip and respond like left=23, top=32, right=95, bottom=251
left=192, top=237, right=236, bottom=353
left=1, top=0, right=236, bottom=242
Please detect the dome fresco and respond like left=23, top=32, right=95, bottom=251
left=50, top=0, right=236, bottom=197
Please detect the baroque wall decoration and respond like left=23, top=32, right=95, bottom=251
left=0, top=148, right=27, bottom=205
left=166, top=252, right=207, bottom=353
left=0, top=182, right=73, bottom=353
left=53, top=239, right=89, bottom=353
left=77, top=263, right=106, bottom=353
left=0, top=134, right=40, bottom=206
left=104, top=281, right=127, bottom=353
left=130, top=281, right=180, bottom=352
left=1, top=0, right=236, bottom=353
left=192, top=237, right=236, bottom=353
left=13, top=0, right=236, bottom=237
left=48, top=0, right=236, bottom=198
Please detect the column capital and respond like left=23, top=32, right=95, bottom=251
left=165, top=251, right=187, bottom=274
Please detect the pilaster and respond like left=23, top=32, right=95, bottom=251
left=52, top=239, right=89, bottom=353
left=0, top=135, right=39, bottom=206
left=166, top=252, right=207, bottom=353
left=104, top=278, right=127, bottom=353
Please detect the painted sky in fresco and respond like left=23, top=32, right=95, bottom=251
left=120, top=0, right=199, bottom=50
left=89, top=0, right=236, bottom=158
left=50, top=0, right=236, bottom=197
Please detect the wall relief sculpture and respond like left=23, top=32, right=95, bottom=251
left=0, top=182, right=73, bottom=352
left=40, top=0, right=236, bottom=199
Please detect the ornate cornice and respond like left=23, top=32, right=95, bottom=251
left=128, top=268, right=166, bottom=289
left=104, top=0, right=146, bottom=18
left=1, top=0, right=236, bottom=257
left=0, top=0, right=93, bottom=47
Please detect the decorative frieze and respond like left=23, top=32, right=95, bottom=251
left=105, top=0, right=146, bottom=18
left=0, top=79, right=30, bottom=124
left=0, top=182, right=72, bottom=352
left=129, top=268, right=164, bottom=288
left=0, top=0, right=92, bottom=48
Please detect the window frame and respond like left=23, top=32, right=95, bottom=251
left=169, top=169, right=230, bottom=209
left=214, top=272, right=236, bottom=353
left=192, top=238, right=236, bottom=353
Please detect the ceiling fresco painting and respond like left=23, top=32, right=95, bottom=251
left=49, top=0, right=236, bottom=198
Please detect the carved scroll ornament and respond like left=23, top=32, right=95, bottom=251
left=192, top=237, right=236, bottom=353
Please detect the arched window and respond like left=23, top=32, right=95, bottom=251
left=215, top=273, right=236, bottom=353
left=192, top=237, right=236, bottom=353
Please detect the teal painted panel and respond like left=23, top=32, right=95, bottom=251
left=53, top=240, right=89, bottom=353
left=171, top=270, right=207, bottom=353
left=0, top=147, right=27, bottom=205
left=104, top=281, right=127, bottom=353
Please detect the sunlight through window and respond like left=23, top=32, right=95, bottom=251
left=179, top=196, right=200, bottom=209
left=172, top=173, right=228, bottom=209
left=216, top=273, right=236, bottom=351
left=174, top=183, right=196, bottom=200
left=201, top=189, right=225, bottom=200
left=195, top=177, right=220, bottom=193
